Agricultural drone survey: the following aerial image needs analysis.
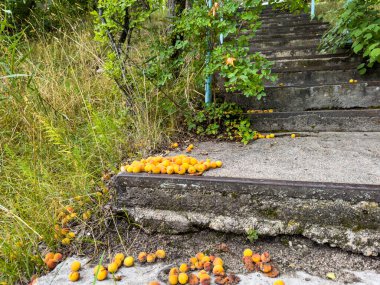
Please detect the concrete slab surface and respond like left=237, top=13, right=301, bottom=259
left=170, top=132, right=380, bottom=185
left=36, top=257, right=380, bottom=285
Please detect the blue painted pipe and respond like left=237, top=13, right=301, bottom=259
left=311, top=0, right=315, bottom=19
left=205, top=0, right=213, bottom=105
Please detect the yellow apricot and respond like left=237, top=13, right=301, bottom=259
left=213, top=257, right=223, bottom=266
left=243, top=248, right=253, bottom=257
left=70, top=261, right=81, bottom=272
left=189, top=257, right=197, bottom=264
left=96, top=268, right=108, bottom=281
left=168, top=274, right=178, bottom=285
left=138, top=252, right=147, bottom=263
left=210, top=162, right=217, bottom=169
left=212, top=264, right=224, bottom=276
left=156, top=249, right=166, bottom=259
left=68, top=271, right=80, bottom=282
left=93, top=265, right=105, bottom=275
left=169, top=267, right=179, bottom=276
left=252, top=253, right=261, bottom=263
left=152, top=166, right=161, bottom=174
left=188, top=166, right=196, bottom=174
left=61, top=238, right=70, bottom=245
left=178, top=273, right=189, bottom=284
left=108, top=262, right=118, bottom=274
left=178, top=166, right=186, bottom=175
left=179, top=263, right=188, bottom=273
left=127, top=166, right=133, bottom=172
left=44, top=252, right=55, bottom=263
left=273, top=281, right=285, bottom=285
left=123, top=256, right=134, bottom=267
left=190, top=158, right=198, bottom=165
left=149, top=281, right=160, bottom=285
left=147, top=253, right=156, bottom=263
left=291, top=133, right=296, bottom=138
left=114, top=253, right=125, bottom=262
left=216, top=161, right=223, bottom=167
left=167, top=166, right=174, bottom=174
left=144, top=164, right=153, bottom=172
left=201, top=256, right=210, bottom=263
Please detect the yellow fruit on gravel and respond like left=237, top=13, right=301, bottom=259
left=178, top=166, right=186, bottom=175
left=68, top=271, right=80, bottom=282
left=189, top=257, right=197, bottom=264
left=167, top=166, right=174, bottom=174
left=179, top=263, right=188, bottom=273
left=96, top=268, right=108, bottom=281
left=291, top=134, right=296, bottom=138
left=243, top=248, right=253, bottom=257
left=201, top=256, right=210, bottom=263
left=156, top=249, right=166, bottom=259
left=213, top=257, right=224, bottom=266
left=349, top=79, right=354, bottom=83
left=149, top=281, right=160, bottom=285
left=93, top=265, right=105, bottom=275
left=168, top=274, right=178, bottom=285
left=169, top=267, right=179, bottom=276
left=213, top=264, right=225, bottom=275
left=144, top=164, right=153, bottom=172
left=108, top=262, right=118, bottom=274
left=152, top=166, right=161, bottom=174
left=273, top=280, right=285, bottom=285
left=269, top=134, right=275, bottom=138
left=147, top=253, right=156, bottom=263
left=190, top=158, right=198, bottom=165
left=196, top=252, right=205, bottom=261
left=124, top=256, right=134, bottom=267
left=178, top=273, right=189, bottom=284
left=138, top=252, right=147, bottom=263
left=114, top=253, right=125, bottom=262
left=188, top=166, right=196, bottom=174
left=70, top=261, right=81, bottom=272
left=216, top=161, right=223, bottom=167
left=132, top=166, right=141, bottom=173
left=61, top=238, right=71, bottom=245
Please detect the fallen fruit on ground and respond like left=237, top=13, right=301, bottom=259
left=123, top=256, right=134, bottom=267
left=251, top=253, right=261, bottom=263
left=93, top=265, right=105, bottom=275
left=70, top=261, right=81, bottom=272
left=243, top=248, right=253, bottom=257
left=168, top=274, right=179, bottom=285
left=273, top=280, right=285, bottom=285
left=189, top=273, right=200, bottom=285
left=121, top=155, right=222, bottom=176
left=108, top=262, right=118, bottom=274
left=156, top=249, right=166, bottom=259
left=178, top=272, right=189, bottom=284
left=169, top=267, right=179, bottom=276
left=53, top=253, right=63, bottom=262
left=261, top=252, right=271, bottom=263
left=44, top=252, right=54, bottom=263
left=291, top=134, right=296, bottom=138
left=46, top=259, right=58, bottom=270
left=68, top=271, right=80, bottom=282
left=138, top=252, right=147, bottom=263
left=96, top=268, right=108, bottom=281
left=149, top=281, right=160, bottom=285
left=147, top=253, right=157, bottom=263
left=260, top=263, right=272, bottom=273
left=114, top=253, right=124, bottom=262
left=213, top=257, right=224, bottom=266
left=179, top=263, right=189, bottom=273
left=213, top=264, right=225, bottom=276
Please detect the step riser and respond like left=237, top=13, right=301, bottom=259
left=260, top=21, right=327, bottom=28
left=260, top=14, right=310, bottom=20
left=273, top=57, right=360, bottom=70
left=224, top=84, right=380, bottom=112
left=249, top=110, right=380, bottom=132
left=115, top=173, right=380, bottom=256
left=256, top=48, right=346, bottom=59
left=252, top=38, right=321, bottom=49
left=254, top=32, right=324, bottom=41
left=269, top=70, right=378, bottom=86
left=256, top=25, right=328, bottom=35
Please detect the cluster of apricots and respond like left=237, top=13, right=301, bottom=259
left=166, top=252, right=240, bottom=285
left=54, top=206, right=79, bottom=245
left=349, top=79, right=358, bottom=84
left=67, top=250, right=166, bottom=282
left=242, top=249, right=281, bottom=280
left=43, top=252, right=63, bottom=270
left=120, top=155, right=223, bottom=175
left=254, top=132, right=276, bottom=140
left=68, top=261, right=81, bottom=282
left=247, top=109, right=274, bottom=114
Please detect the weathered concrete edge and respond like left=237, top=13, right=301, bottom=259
left=115, top=173, right=380, bottom=202
left=114, top=174, right=380, bottom=256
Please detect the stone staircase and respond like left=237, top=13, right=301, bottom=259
left=226, top=6, right=380, bottom=132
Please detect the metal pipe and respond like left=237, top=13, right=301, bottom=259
left=311, top=0, right=315, bottom=19
left=205, top=0, right=213, bottom=105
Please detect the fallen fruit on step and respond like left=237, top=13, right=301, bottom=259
left=213, top=257, right=224, bottom=266
left=138, top=252, right=147, bottom=263
left=68, top=271, right=80, bottom=282
left=203, top=261, right=212, bottom=271
left=291, top=134, right=296, bottom=138
left=61, top=238, right=71, bottom=245
left=114, top=253, right=124, bottom=262
left=189, top=273, right=199, bottom=285
left=261, top=252, right=271, bottom=263
left=149, top=281, right=160, bottom=285
left=147, top=253, right=157, bottom=263
left=273, top=280, right=285, bottom=285
left=169, top=267, right=179, bottom=276
left=179, top=263, right=189, bottom=272
left=179, top=273, right=189, bottom=284
left=260, top=263, right=272, bottom=273
left=199, top=273, right=211, bottom=285
left=171, top=142, right=179, bottom=148
left=96, top=268, right=108, bottom=281
left=53, top=253, right=63, bottom=262
left=213, top=264, right=225, bottom=276
left=108, top=262, right=118, bottom=273
left=243, top=248, right=253, bottom=257
left=124, top=256, right=134, bottom=267
left=156, top=249, right=166, bottom=259
left=70, top=261, right=81, bottom=272
left=93, top=265, right=105, bottom=275
left=44, top=252, right=55, bottom=263
left=168, top=274, right=179, bottom=285
left=252, top=253, right=261, bottom=263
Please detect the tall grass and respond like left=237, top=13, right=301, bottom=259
left=0, top=17, right=148, bottom=284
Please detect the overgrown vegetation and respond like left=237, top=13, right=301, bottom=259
left=319, top=0, right=380, bottom=74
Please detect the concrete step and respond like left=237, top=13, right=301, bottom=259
left=272, top=55, right=360, bottom=70
left=114, top=172, right=380, bottom=256
left=225, top=82, right=380, bottom=112
left=252, top=37, right=321, bottom=49
left=269, top=68, right=380, bottom=86
left=254, top=46, right=347, bottom=59
left=256, top=24, right=329, bottom=35
left=260, top=17, right=320, bottom=26
left=248, top=109, right=380, bottom=132
left=260, top=21, right=329, bottom=30
left=254, top=31, right=325, bottom=41
left=260, top=13, right=310, bottom=21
